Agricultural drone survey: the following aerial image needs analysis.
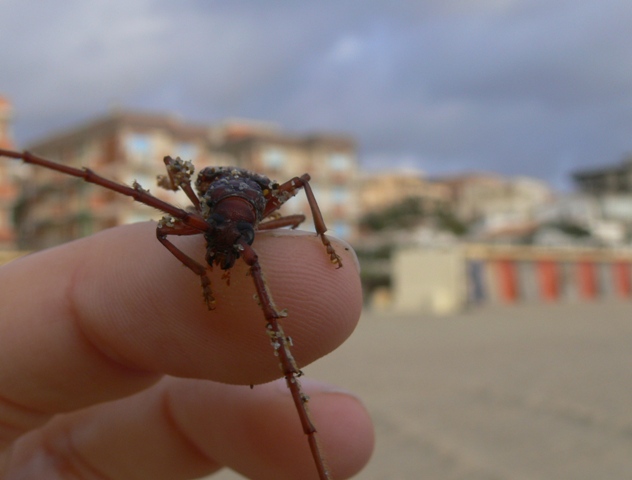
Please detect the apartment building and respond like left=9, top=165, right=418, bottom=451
left=12, top=109, right=359, bottom=250
left=573, top=157, right=632, bottom=195
left=359, top=170, right=450, bottom=215
left=572, top=156, right=632, bottom=228
left=441, top=173, right=553, bottom=226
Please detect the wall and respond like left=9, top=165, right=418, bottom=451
left=390, top=244, right=632, bottom=315
left=392, top=246, right=467, bottom=315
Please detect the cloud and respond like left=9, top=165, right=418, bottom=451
left=2, top=0, right=632, bottom=189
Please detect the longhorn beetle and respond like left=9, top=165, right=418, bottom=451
left=0, top=147, right=343, bottom=480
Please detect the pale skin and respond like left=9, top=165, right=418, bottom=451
left=0, top=222, right=374, bottom=479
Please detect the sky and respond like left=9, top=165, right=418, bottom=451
left=2, top=0, right=632, bottom=190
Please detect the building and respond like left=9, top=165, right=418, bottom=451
left=0, top=96, right=18, bottom=249
left=572, top=157, right=632, bottom=236
left=573, top=156, right=632, bottom=195
left=12, top=109, right=359, bottom=250
left=358, top=170, right=450, bottom=216
left=391, top=243, right=632, bottom=314
left=440, top=173, right=553, bottom=229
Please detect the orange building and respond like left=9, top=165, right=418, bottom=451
left=10, top=109, right=359, bottom=250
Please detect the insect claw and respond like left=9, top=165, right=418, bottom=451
left=201, top=283, right=216, bottom=310
left=203, top=293, right=216, bottom=310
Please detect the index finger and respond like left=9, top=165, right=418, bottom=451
left=0, top=222, right=361, bottom=422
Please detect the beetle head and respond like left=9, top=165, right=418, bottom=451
left=204, top=198, right=257, bottom=270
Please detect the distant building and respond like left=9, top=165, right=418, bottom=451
left=0, top=96, right=18, bottom=249
left=572, top=156, right=632, bottom=239
left=12, top=109, right=358, bottom=250
left=358, top=170, right=450, bottom=216
left=440, top=173, right=553, bottom=227
left=573, top=157, right=632, bottom=195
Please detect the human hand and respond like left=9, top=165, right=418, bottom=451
left=0, top=222, right=374, bottom=479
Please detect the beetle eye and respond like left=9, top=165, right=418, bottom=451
left=237, top=222, right=255, bottom=245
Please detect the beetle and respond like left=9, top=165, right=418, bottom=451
left=0, top=148, right=343, bottom=480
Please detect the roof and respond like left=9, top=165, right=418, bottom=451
left=26, top=109, right=210, bottom=151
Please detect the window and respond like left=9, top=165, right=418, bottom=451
left=126, top=134, right=152, bottom=163
left=175, top=142, right=197, bottom=161
left=328, top=152, right=351, bottom=171
left=262, top=147, right=287, bottom=170
left=331, top=186, right=349, bottom=205
left=332, top=221, right=351, bottom=239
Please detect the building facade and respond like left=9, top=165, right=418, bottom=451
left=358, top=170, right=450, bottom=216
left=573, top=157, right=632, bottom=195
left=12, top=110, right=359, bottom=250
left=441, top=173, right=553, bottom=228
left=572, top=157, right=632, bottom=236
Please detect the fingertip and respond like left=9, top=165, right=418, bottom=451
left=302, top=381, right=375, bottom=478
left=75, top=223, right=363, bottom=384
left=253, top=230, right=363, bottom=350
left=258, top=229, right=361, bottom=274
left=168, top=378, right=374, bottom=480
left=2, top=221, right=363, bottom=402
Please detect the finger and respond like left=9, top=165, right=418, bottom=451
left=170, top=379, right=375, bottom=480
left=2, top=377, right=374, bottom=480
left=0, top=222, right=361, bottom=442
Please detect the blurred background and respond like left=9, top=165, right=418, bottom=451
left=2, top=1, right=632, bottom=478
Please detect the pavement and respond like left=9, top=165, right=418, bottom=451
left=203, top=301, right=632, bottom=479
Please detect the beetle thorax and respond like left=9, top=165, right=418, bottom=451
left=196, top=167, right=270, bottom=220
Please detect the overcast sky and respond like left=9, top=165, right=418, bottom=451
left=3, top=0, right=632, bottom=190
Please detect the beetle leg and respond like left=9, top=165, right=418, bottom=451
left=0, top=149, right=209, bottom=231
left=239, top=240, right=331, bottom=480
left=300, top=179, right=343, bottom=267
left=156, top=217, right=215, bottom=309
left=263, top=174, right=342, bottom=267
left=257, top=214, right=306, bottom=231
left=157, top=156, right=202, bottom=211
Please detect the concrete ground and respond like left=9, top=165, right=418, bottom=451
left=203, top=301, right=632, bottom=479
